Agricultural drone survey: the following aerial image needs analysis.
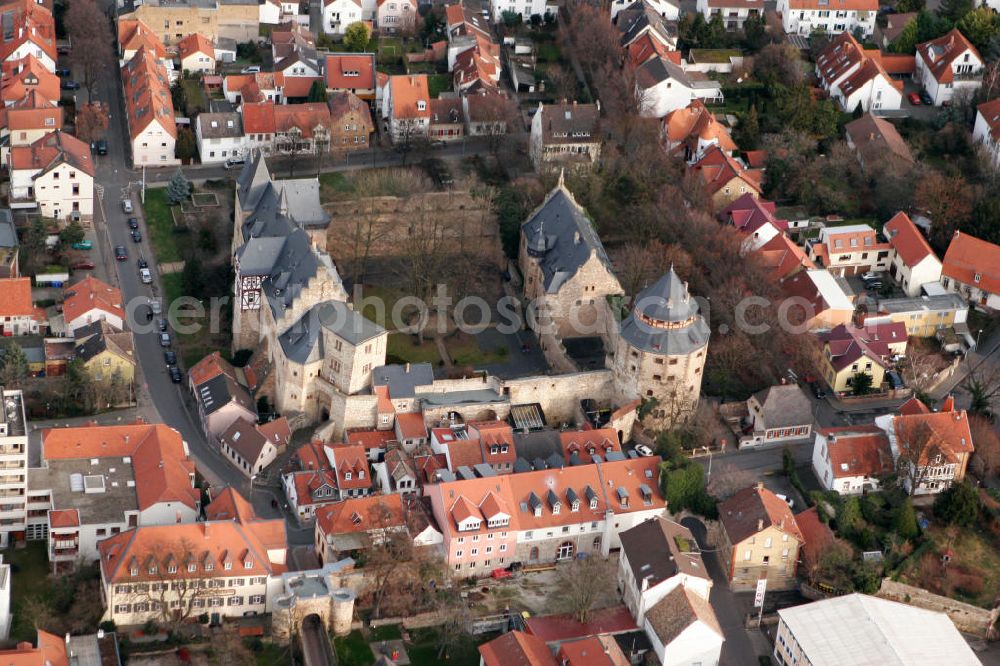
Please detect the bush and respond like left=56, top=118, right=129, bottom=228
left=99, top=620, right=117, bottom=633
left=933, top=482, right=981, bottom=527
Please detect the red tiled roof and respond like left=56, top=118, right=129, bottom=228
left=447, top=439, right=485, bottom=470
left=389, top=74, right=431, bottom=120
left=899, top=397, right=932, bottom=415
left=627, top=32, right=679, bottom=68
left=48, top=508, right=79, bottom=529
left=525, top=606, right=637, bottom=643
left=722, top=193, right=788, bottom=236
left=892, top=402, right=974, bottom=467
left=328, top=443, right=371, bottom=490
left=0, top=0, right=56, bottom=65
left=178, top=32, right=214, bottom=60
left=819, top=322, right=907, bottom=372
left=121, top=46, right=176, bottom=139
left=558, top=636, right=629, bottom=666
left=205, top=486, right=257, bottom=522
left=1, top=55, right=59, bottom=103
left=0, top=630, right=68, bottom=666
left=917, top=29, right=980, bottom=85
left=691, top=145, right=761, bottom=198
left=9, top=130, right=94, bottom=177
left=315, top=494, right=404, bottom=536
left=559, top=428, right=620, bottom=464
left=242, top=101, right=332, bottom=138
left=0, top=277, right=32, bottom=317
left=977, top=97, right=1000, bottom=142
left=819, top=425, right=893, bottom=479
left=396, top=412, right=427, bottom=440
left=942, top=230, right=1000, bottom=296
left=479, top=631, right=558, bottom=666
left=62, top=276, right=123, bottom=327
left=794, top=506, right=835, bottom=570
left=662, top=100, right=736, bottom=155
left=2, top=96, right=61, bottom=131
left=282, top=75, right=324, bottom=98
left=325, top=53, right=376, bottom=91
left=719, top=482, right=803, bottom=544
left=884, top=211, right=935, bottom=267
left=756, top=234, right=815, bottom=282
left=117, top=18, right=167, bottom=59
left=345, top=428, right=396, bottom=450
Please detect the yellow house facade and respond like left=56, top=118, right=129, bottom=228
left=75, top=325, right=136, bottom=384
left=816, top=321, right=906, bottom=394
left=122, top=1, right=259, bottom=46
left=719, top=483, right=803, bottom=592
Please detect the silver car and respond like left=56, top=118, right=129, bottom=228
left=139, top=267, right=153, bottom=284
left=121, top=199, right=133, bottom=213
left=159, top=332, right=171, bottom=347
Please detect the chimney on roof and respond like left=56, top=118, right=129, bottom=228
left=405, top=363, right=411, bottom=373
left=757, top=518, right=764, bottom=531
left=755, top=481, right=764, bottom=491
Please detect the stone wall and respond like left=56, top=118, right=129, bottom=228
left=502, top=370, right=617, bottom=426
left=876, top=578, right=1000, bottom=639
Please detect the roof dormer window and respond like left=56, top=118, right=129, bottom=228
left=416, top=100, right=426, bottom=111
left=345, top=471, right=352, bottom=481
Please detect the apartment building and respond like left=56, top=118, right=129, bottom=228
left=28, top=423, right=200, bottom=571
left=718, top=482, right=802, bottom=591
left=120, top=0, right=260, bottom=46
left=777, top=0, right=877, bottom=37
left=98, top=489, right=287, bottom=627
left=807, top=224, right=892, bottom=276
left=8, top=130, right=94, bottom=222
left=0, top=389, right=27, bottom=548
left=121, top=47, right=178, bottom=167
left=425, top=456, right=665, bottom=578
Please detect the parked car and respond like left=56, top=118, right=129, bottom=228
left=55, top=68, right=71, bottom=78
left=810, top=381, right=827, bottom=399
left=71, top=260, right=95, bottom=270
left=71, top=240, right=92, bottom=250
left=149, top=298, right=162, bottom=315
left=169, top=366, right=183, bottom=383
left=907, top=92, right=922, bottom=105
left=157, top=318, right=168, bottom=332
left=164, top=350, right=177, bottom=365
left=159, top=332, right=171, bottom=347
left=92, top=139, right=108, bottom=155
left=920, top=90, right=934, bottom=105
left=131, top=229, right=142, bottom=243
left=861, top=271, right=882, bottom=282
left=127, top=217, right=138, bottom=230
left=223, top=157, right=246, bottom=170
left=57, top=44, right=71, bottom=55
left=634, top=444, right=655, bottom=457
left=60, top=80, right=80, bottom=90
left=240, top=65, right=260, bottom=74
left=114, top=245, right=127, bottom=261
left=139, top=267, right=153, bottom=284
left=776, top=493, right=795, bottom=509
left=137, top=256, right=148, bottom=269
left=121, top=199, right=133, bottom=213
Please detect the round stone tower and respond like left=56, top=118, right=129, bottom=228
left=613, top=267, right=710, bottom=428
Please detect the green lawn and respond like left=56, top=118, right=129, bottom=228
left=387, top=333, right=441, bottom=365
left=319, top=172, right=356, bottom=201
left=379, top=37, right=403, bottom=56
left=334, top=630, right=375, bottom=665
left=370, top=624, right=403, bottom=641
left=160, top=272, right=229, bottom=367
left=357, top=284, right=420, bottom=329
left=446, top=332, right=508, bottom=367
left=253, top=640, right=291, bottom=665
left=428, top=74, right=452, bottom=98
left=180, top=78, right=208, bottom=115
left=536, top=42, right=562, bottom=64
left=142, top=187, right=186, bottom=264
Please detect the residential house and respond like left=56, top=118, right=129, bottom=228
left=779, top=269, right=854, bottom=331
left=806, top=224, right=892, bottom=277
left=883, top=211, right=941, bottom=297
left=117, top=18, right=169, bottom=62
left=816, top=321, right=907, bottom=394
left=284, top=443, right=372, bottom=518
left=177, top=32, right=216, bottom=74
left=636, top=56, right=723, bottom=118
left=529, top=101, right=601, bottom=172
left=915, top=29, right=982, bottom=106
left=756, top=234, right=815, bottom=282
left=223, top=71, right=284, bottom=104
left=519, top=179, right=622, bottom=338
left=322, top=0, right=363, bottom=35
left=862, top=293, right=968, bottom=338
left=271, top=22, right=315, bottom=61
left=774, top=594, right=980, bottom=666
left=660, top=99, right=736, bottom=163
left=0, top=0, right=57, bottom=71
left=97, top=490, right=287, bottom=626
left=30, top=422, right=199, bottom=569
left=453, top=37, right=501, bottom=93
left=121, top=47, right=178, bottom=167
left=377, top=0, right=416, bottom=32
left=383, top=74, right=431, bottom=143
left=643, top=585, right=724, bottom=666
left=327, top=91, right=373, bottom=153
left=373, top=448, right=419, bottom=494
left=324, top=52, right=376, bottom=100
left=875, top=12, right=917, bottom=50
left=718, top=482, right=803, bottom=591
left=811, top=425, right=893, bottom=494
left=618, top=517, right=712, bottom=625
left=119, top=0, right=261, bottom=46
left=721, top=193, right=788, bottom=251
left=777, top=0, right=877, bottom=37
left=616, top=0, right=679, bottom=52
left=218, top=416, right=290, bottom=477
left=395, top=412, right=428, bottom=451
left=695, top=0, right=764, bottom=30
left=743, top=383, right=814, bottom=447
left=345, top=428, right=397, bottom=462
left=844, top=113, right=913, bottom=169
left=941, top=230, right=1000, bottom=309
left=313, top=494, right=406, bottom=563
left=274, top=49, right=324, bottom=100
left=479, top=631, right=558, bottom=666
left=428, top=97, right=464, bottom=141
left=973, top=97, right=1000, bottom=168
left=1, top=55, right=59, bottom=106
left=425, top=456, right=665, bottom=577
left=0, top=92, right=62, bottom=167
left=690, top=145, right=761, bottom=211
left=188, top=352, right=257, bottom=441
left=0, top=210, right=18, bottom=278
left=195, top=112, right=247, bottom=164
left=62, top=276, right=125, bottom=335
left=626, top=31, right=679, bottom=69
left=242, top=101, right=332, bottom=155
left=488, top=0, right=552, bottom=21
left=611, top=0, right=679, bottom=21
left=875, top=396, right=974, bottom=495
left=0, top=631, right=69, bottom=665
left=815, top=33, right=902, bottom=113
left=0, top=277, right=40, bottom=335
left=0, top=389, right=26, bottom=548
left=463, top=90, right=512, bottom=137
left=8, top=130, right=94, bottom=221
left=74, top=320, right=135, bottom=385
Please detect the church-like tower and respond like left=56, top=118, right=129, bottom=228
left=613, top=267, right=710, bottom=428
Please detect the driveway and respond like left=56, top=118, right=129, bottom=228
left=680, top=517, right=760, bottom=666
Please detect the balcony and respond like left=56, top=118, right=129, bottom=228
left=51, top=547, right=79, bottom=560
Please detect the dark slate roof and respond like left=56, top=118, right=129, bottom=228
left=236, top=236, right=287, bottom=276
left=198, top=112, right=243, bottom=139
left=751, top=384, right=814, bottom=430
left=219, top=417, right=268, bottom=464
left=74, top=328, right=134, bottom=365
left=619, top=268, right=710, bottom=355
left=521, top=185, right=613, bottom=294
left=636, top=55, right=692, bottom=89
left=372, top=363, right=435, bottom=398
left=619, top=517, right=708, bottom=590
left=617, top=0, right=678, bottom=46
left=236, top=150, right=272, bottom=212
left=0, top=209, right=16, bottom=248
left=278, top=300, right=385, bottom=364
left=260, top=227, right=341, bottom=320
left=196, top=372, right=255, bottom=417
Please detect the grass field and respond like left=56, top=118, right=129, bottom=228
left=446, top=332, right=508, bottom=367
left=5, top=542, right=52, bottom=642
left=142, top=188, right=186, bottom=264
left=428, top=73, right=452, bottom=98
left=334, top=630, right=375, bottom=665
left=387, top=333, right=441, bottom=365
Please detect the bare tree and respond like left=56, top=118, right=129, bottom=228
left=894, top=419, right=940, bottom=496
left=969, top=415, right=1000, bottom=479
left=75, top=103, right=109, bottom=145
left=121, top=538, right=215, bottom=632
left=67, top=0, right=114, bottom=101
left=963, top=364, right=1000, bottom=417
left=708, top=462, right=756, bottom=500
left=470, top=92, right=519, bottom=157
left=553, top=555, right=615, bottom=623
left=363, top=501, right=426, bottom=620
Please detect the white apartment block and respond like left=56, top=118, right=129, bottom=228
left=777, top=0, right=877, bottom=37
left=0, top=390, right=27, bottom=549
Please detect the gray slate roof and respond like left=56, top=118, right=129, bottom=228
left=197, top=372, right=255, bottom=417
left=372, top=363, right=435, bottom=398
left=237, top=151, right=273, bottom=213
left=219, top=417, right=268, bottom=464
left=198, top=112, right=243, bottom=139
left=0, top=209, right=16, bottom=248
left=274, top=179, right=329, bottom=228
left=751, top=384, right=813, bottom=430
left=521, top=186, right=613, bottom=294
left=617, top=0, right=678, bottom=47
left=619, top=268, right=710, bottom=355
left=278, top=300, right=385, bottom=364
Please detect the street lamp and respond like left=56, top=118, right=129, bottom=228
left=977, top=328, right=983, bottom=352
left=702, top=446, right=713, bottom=479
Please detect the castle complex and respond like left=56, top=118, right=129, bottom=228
left=230, top=156, right=710, bottom=434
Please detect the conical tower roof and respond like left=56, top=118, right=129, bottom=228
left=633, top=266, right=699, bottom=324
left=619, top=266, right=710, bottom=355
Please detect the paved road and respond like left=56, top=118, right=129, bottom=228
left=301, top=614, right=336, bottom=666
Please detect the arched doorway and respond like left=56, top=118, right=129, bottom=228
left=529, top=547, right=539, bottom=561
left=556, top=541, right=574, bottom=561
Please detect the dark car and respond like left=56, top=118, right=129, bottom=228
left=127, top=217, right=139, bottom=230
left=157, top=318, right=168, bottom=332
left=159, top=332, right=171, bottom=347
left=60, top=80, right=80, bottom=90
left=137, top=256, right=148, bottom=269
left=920, top=90, right=934, bottom=105
left=131, top=229, right=142, bottom=243
left=164, top=350, right=177, bottom=365
left=71, top=260, right=95, bottom=270
left=114, top=245, right=127, bottom=261
left=93, top=139, right=108, bottom=155
left=55, top=68, right=71, bottom=78
left=810, top=381, right=827, bottom=399
left=169, top=366, right=183, bottom=383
